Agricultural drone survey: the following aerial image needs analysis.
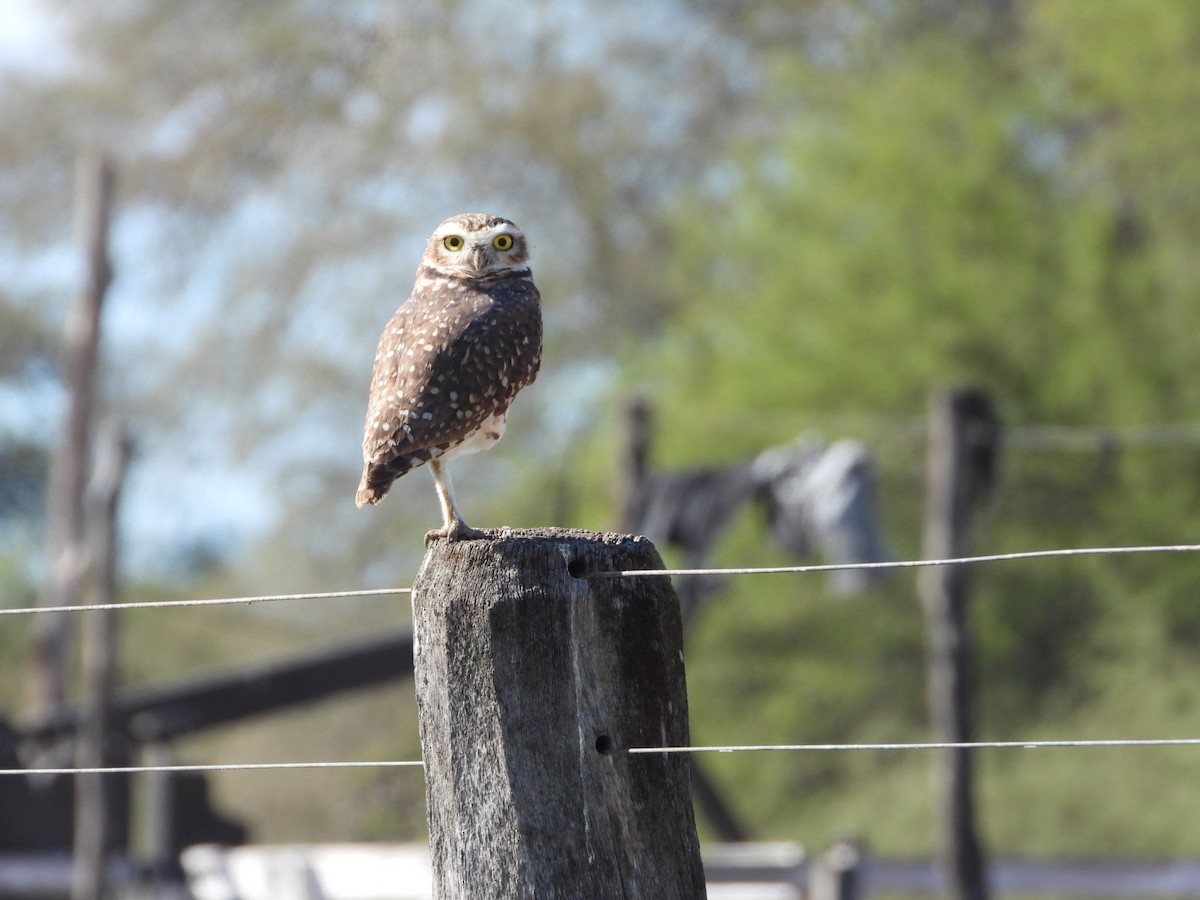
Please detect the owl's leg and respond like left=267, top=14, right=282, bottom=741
left=425, top=458, right=486, bottom=546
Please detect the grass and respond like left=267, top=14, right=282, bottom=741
left=6, top=444, right=1200, bottom=861
left=684, top=543, right=1200, bottom=859
left=181, top=683, right=427, bottom=843
left=114, top=579, right=427, bottom=844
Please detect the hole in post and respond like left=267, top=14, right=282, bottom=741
left=567, top=556, right=587, bottom=578
left=595, top=734, right=615, bottom=755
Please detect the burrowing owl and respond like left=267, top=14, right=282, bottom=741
left=356, top=213, right=542, bottom=543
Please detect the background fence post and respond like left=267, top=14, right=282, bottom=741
left=809, top=839, right=863, bottom=900
left=618, top=396, right=749, bottom=844
left=919, top=387, right=999, bottom=900
left=412, top=527, right=707, bottom=900
left=30, top=148, right=115, bottom=716
left=71, top=421, right=131, bottom=900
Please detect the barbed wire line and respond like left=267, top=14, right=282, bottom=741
left=626, top=737, right=1200, bottom=755
left=585, top=543, right=1200, bottom=579
left=0, top=760, right=426, bottom=777
left=0, top=587, right=411, bottom=617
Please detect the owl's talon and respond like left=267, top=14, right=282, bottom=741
left=424, top=522, right=487, bottom=547
left=452, top=523, right=488, bottom=542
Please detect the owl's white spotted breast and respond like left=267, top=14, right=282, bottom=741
left=361, top=267, right=542, bottom=474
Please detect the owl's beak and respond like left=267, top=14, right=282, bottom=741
left=470, top=246, right=490, bottom=273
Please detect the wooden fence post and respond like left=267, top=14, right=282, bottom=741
left=30, top=148, right=115, bottom=715
left=618, top=397, right=748, bottom=844
left=919, top=388, right=999, bottom=900
left=412, top=528, right=707, bottom=900
left=619, top=396, right=652, bottom=532
left=809, top=839, right=863, bottom=900
left=72, top=421, right=132, bottom=900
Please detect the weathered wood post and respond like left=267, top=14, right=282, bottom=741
left=72, top=421, right=132, bottom=900
left=809, top=839, right=863, bottom=900
left=412, top=527, right=707, bottom=900
left=31, top=148, right=115, bottom=715
left=618, top=397, right=748, bottom=843
left=919, top=388, right=1000, bottom=900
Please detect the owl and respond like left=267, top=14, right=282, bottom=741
left=356, top=213, right=542, bottom=544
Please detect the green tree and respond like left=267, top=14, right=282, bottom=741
left=624, top=0, right=1200, bottom=854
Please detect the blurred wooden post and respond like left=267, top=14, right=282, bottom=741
left=919, top=388, right=999, bottom=900
left=412, top=528, right=707, bottom=899
left=809, top=839, right=863, bottom=900
left=140, top=740, right=177, bottom=884
left=619, top=396, right=652, bottom=532
left=72, top=422, right=131, bottom=900
left=30, top=149, right=115, bottom=715
left=618, top=398, right=748, bottom=843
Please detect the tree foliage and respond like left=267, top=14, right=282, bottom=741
left=624, top=0, right=1200, bottom=853
left=0, top=0, right=760, bottom=584
left=4, top=0, right=1200, bottom=854
left=651, top=4, right=1200, bottom=428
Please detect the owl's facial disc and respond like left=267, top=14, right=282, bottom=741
left=430, top=219, right=527, bottom=277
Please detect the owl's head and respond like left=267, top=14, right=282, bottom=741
left=424, top=213, right=530, bottom=278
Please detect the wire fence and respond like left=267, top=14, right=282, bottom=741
left=3, top=543, right=1197, bottom=616
left=0, top=760, right=425, bottom=777
left=2, top=541, right=1199, bottom=777
left=583, top=543, right=1200, bottom=579
left=0, top=586, right=411, bottom=617
left=685, top=411, right=1200, bottom=451
left=10, top=737, right=1200, bottom=779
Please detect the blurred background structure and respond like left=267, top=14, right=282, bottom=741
left=3, top=0, right=1200, bottom=896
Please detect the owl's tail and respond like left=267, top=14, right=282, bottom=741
left=356, top=454, right=425, bottom=507
left=355, top=463, right=390, bottom=506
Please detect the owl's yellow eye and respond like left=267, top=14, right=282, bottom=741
left=443, top=234, right=465, bottom=251
left=492, top=234, right=514, bottom=251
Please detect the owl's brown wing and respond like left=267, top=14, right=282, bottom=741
left=356, top=276, right=541, bottom=506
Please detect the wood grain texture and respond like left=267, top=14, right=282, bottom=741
left=412, top=527, right=706, bottom=900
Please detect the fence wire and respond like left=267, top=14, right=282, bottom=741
left=583, top=543, right=1200, bottom=579
left=10, top=736, right=1200, bottom=778
left=626, top=737, right=1200, bottom=755
left=0, top=760, right=425, bottom=777
left=0, top=586, right=411, bottom=617
left=3, top=541, right=1200, bottom=778
left=2, top=544, right=1197, bottom=615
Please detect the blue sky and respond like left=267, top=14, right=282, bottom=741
left=0, top=0, right=739, bottom=585
left=0, top=0, right=70, bottom=77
